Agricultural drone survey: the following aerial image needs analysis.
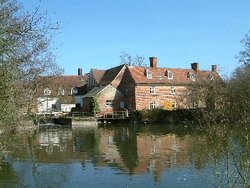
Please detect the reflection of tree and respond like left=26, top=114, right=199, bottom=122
left=0, top=156, right=18, bottom=186
left=192, top=125, right=250, bottom=188
left=113, top=127, right=138, bottom=174
left=73, top=129, right=101, bottom=164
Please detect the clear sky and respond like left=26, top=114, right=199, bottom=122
left=20, top=0, right=250, bottom=77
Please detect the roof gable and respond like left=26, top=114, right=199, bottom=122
left=100, top=64, right=126, bottom=86
left=83, top=85, right=123, bottom=98
left=92, top=69, right=105, bottom=84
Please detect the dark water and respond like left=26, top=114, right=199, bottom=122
left=0, top=124, right=249, bottom=188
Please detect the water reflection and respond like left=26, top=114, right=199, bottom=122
left=1, top=124, right=249, bottom=187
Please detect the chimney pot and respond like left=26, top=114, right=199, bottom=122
left=191, top=62, right=199, bottom=71
left=78, top=68, right=83, bottom=75
left=149, top=57, right=157, bottom=68
left=212, top=65, right=217, bottom=72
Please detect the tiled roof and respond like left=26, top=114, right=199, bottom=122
left=37, top=75, right=87, bottom=96
left=100, top=64, right=125, bottom=85
left=127, top=66, right=220, bottom=85
left=83, top=86, right=106, bottom=98
left=92, top=69, right=105, bottom=84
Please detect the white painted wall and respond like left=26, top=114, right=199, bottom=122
left=61, top=104, right=75, bottom=112
left=37, top=97, right=58, bottom=113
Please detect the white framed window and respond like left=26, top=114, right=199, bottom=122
left=187, top=72, right=196, bottom=81
left=208, top=74, right=214, bottom=80
left=106, top=100, right=114, bottom=108
left=58, top=88, right=65, bottom=96
left=166, top=71, right=173, bottom=79
left=172, top=101, right=177, bottom=109
left=71, top=87, right=78, bottom=95
left=193, top=102, right=198, bottom=108
left=170, top=86, right=176, bottom=94
left=44, top=88, right=51, bottom=96
left=149, top=102, right=156, bottom=109
left=145, top=69, right=153, bottom=79
left=149, top=86, right=155, bottom=94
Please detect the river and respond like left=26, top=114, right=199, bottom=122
left=0, top=124, right=249, bottom=187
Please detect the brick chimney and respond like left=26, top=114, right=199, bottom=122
left=191, top=62, right=199, bottom=71
left=78, top=68, right=83, bottom=75
left=211, top=65, right=217, bottom=72
left=149, top=57, right=157, bottom=68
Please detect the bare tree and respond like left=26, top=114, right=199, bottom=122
left=119, top=51, right=146, bottom=67
left=0, top=0, right=63, bottom=127
left=238, top=30, right=250, bottom=65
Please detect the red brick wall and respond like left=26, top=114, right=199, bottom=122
left=118, top=67, right=136, bottom=111
left=118, top=67, right=191, bottom=111
left=135, top=85, right=188, bottom=110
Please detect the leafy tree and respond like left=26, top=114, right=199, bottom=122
left=119, top=51, right=146, bottom=67
left=0, top=0, right=63, bottom=127
left=89, top=97, right=100, bottom=116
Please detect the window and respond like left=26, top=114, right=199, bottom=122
left=193, top=102, right=198, bottom=108
left=166, top=71, right=173, bottom=79
left=149, top=102, right=156, bottom=109
left=150, top=86, right=155, bottom=94
left=172, top=101, right=177, bottom=109
left=208, top=74, right=214, bottom=81
left=187, top=72, right=196, bottom=81
left=120, top=101, right=125, bottom=108
left=125, top=88, right=129, bottom=95
left=71, top=87, right=78, bottom=95
left=44, top=88, right=51, bottom=96
left=170, top=86, right=176, bottom=94
left=145, top=69, right=152, bottom=79
left=58, top=88, right=65, bottom=96
left=106, top=100, right=114, bottom=108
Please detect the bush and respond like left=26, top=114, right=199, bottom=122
left=132, top=108, right=207, bottom=124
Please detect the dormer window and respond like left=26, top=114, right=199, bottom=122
left=208, top=74, right=214, bottom=81
left=187, top=72, right=196, bottom=81
left=58, top=87, right=65, bottom=96
left=71, top=87, right=78, bottom=95
left=166, top=71, right=173, bottom=79
left=44, top=88, right=51, bottom=96
left=145, top=69, right=152, bottom=79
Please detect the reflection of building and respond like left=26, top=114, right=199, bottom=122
left=136, top=134, right=191, bottom=181
left=11, top=127, right=193, bottom=182
left=39, top=130, right=73, bottom=154
left=97, top=127, right=192, bottom=181
left=98, top=129, right=121, bottom=164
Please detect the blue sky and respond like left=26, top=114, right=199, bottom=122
left=20, top=0, right=250, bottom=77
